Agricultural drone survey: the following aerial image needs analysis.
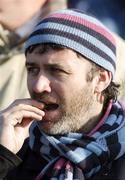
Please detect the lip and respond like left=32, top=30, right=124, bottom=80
left=40, top=120, right=52, bottom=123
left=37, top=99, right=59, bottom=106
left=36, top=99, right=59, bottom=111
left=44, top=104, right=59, bottom=111
left=42, top=106, right=60, bottom=122
left=36, top=98, right=59, bottom=104
left=34, top=99, right=60, bottom=121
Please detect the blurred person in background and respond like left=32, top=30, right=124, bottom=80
left=0, top=0, right=66, bottom=110
left=0, top=0, right=46, bottom=110
left=39, top=0, right=67, bottom=18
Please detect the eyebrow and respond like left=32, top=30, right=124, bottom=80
left=26, top=61, right=66, bottom=68
left=45, top=63, right=64, bottom=69
left=25, top=61, right=72, bottom=71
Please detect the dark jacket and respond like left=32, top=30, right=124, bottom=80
left=1, top=139, right=125, bottom=180
left=0, top=144, right=21, bottom=180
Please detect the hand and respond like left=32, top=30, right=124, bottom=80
left=0, top=99, right=45, bottom=153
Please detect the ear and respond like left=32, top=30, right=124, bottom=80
left=94, top=70, right=112, bottom=93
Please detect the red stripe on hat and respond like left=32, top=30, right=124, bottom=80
left=49, top=13, right=116, bottom=46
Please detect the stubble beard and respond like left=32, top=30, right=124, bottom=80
left=42, top=86, right=96, bottom=135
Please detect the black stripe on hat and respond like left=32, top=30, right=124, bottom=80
left=29, top=28, right=116, bottom=69
left=35, top=17, right=116, bottom=54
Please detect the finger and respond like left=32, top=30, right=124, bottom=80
left=17, top=118, right=33, bottom=128
left=2, top=99, right=44, bottom=114
left=13, top=99, right=45, bottom=109
left=11, top=110, right=44, bottom=126
left=2, top=100, right=45, bottom=119
left=12, top=104, right=45, bottom=116
left=19, top=110, right=43, bottom=121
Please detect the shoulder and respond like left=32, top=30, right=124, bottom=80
left=89, top=154, right=125, bottom=180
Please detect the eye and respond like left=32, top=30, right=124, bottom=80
left=49, top=67, right=66, bottom=75
left=27, top=66, right=40, bottom=76
left=52, top=68, right=62, bottom=72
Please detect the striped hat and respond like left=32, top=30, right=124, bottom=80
left=25, top=9, right=116, bottom=79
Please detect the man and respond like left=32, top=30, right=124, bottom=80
left=0, top=9, right=125, bottom=180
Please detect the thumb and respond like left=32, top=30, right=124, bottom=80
left=15, top=118, right=34, bottom=139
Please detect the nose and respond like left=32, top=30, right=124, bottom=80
left=33, top=74, right=51, bottom=93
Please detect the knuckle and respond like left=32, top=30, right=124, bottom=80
left=18, top=103, right=24, bottom=108
left=18, top=109, right=24, bottom=116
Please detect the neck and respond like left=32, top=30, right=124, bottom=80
left=78, top=101, right=104, bottom=134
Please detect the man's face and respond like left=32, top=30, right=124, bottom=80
left=26, top=47, right=96, bottom=134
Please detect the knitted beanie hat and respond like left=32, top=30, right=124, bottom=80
left=25, top=9, right=116, bottom=79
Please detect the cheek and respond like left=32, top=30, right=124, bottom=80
left=52, top=81, right=64, bottom=95
left=27, top=76, right=34, bottom=94
left=57, top=84, right=74, bottom=105
left=51, top=81, right=69, bottom=102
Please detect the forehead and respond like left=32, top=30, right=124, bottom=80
left=27, top=47, right=73, bottom=64
left=26, top=46, right=91, bottom=69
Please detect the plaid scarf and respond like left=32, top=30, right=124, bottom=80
left=29, top=101, right=125, bottom=180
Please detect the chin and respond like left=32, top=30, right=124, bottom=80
left=38, top=123, right=63, bottom=135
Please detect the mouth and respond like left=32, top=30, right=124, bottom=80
left=43, top=103, right=59, bottom=111
left=41, top=102, right=60, bottom=124
left=36, top=99, right=60, bottom=122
